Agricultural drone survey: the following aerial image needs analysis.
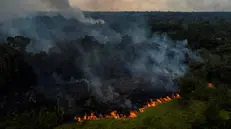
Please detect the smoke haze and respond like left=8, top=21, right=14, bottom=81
left=0, top=0, right=104, bottom=24
left=70, top=0, right=231, bottom=11
left=0, top=0, right=230, bottom=21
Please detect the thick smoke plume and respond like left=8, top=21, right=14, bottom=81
left=0, top=7, right=200, bottom=114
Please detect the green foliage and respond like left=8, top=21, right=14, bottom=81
left=178, top=76, right=212, bottom=101
left=204, top=105, right=225, bottom=127
left=178, top=76, right=197, bottom=99
left=211, top=86, right=231, bottom=110
left=191, top=102, right=228, bottom=129
left=192, top=85, right=213, bottom=101
left=1, top=107, right=64, bottom=129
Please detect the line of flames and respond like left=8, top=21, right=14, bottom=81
left=74, top=94, right=180, bottom=123
left=74, top=83, right=214, bottom=123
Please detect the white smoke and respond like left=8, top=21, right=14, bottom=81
left=62, top=27, right=200, bottom=106
left=0, top=0, right=104, bottom=24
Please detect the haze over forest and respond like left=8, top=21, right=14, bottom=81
left=0, top=0, right=231, bottom=21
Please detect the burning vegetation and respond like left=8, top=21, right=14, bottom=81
left=208, top=83, right=214, bottom=88
left=74, top=83, right=215, bottom=123
left=74, top=94, right=180, bottom=123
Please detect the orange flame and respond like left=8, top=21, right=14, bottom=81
left=74, top=82, right=214, bottom=123
left=74, top=94, right=180, bottom=123
left=208, top=83, right=214, bottom=88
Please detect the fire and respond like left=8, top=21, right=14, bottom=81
left=74, top=94, right=181, bottom=123
left=74, top=83, right=214, bottom=123
left=208, top=83, right=214, bottom=88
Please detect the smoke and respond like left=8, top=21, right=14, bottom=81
left=1, top=0, right=230, bottom=22
left=0, top=7, right=201, bottom=113
left=167, top=0, right=231, bottom=11
left=0, top=0, right=230, bottom=22
left=0, top=0, right=104, bottom=24
left=41, top=0, right=70, bottom=9
left=0, top=0, right=45, bottom=21
left=27, top=24, right=199, bottom=112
